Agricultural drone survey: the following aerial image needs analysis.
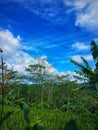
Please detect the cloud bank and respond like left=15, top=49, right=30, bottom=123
left=0, top=29, right=78, bottom=81
left=0, top=29, right=58, bottom=74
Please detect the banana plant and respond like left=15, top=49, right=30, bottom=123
left=71, top=41, right=98, bottom=90
left=91, top=41, right=98, bottom=86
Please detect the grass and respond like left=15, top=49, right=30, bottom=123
left=0, top=106, right=97, bottom=130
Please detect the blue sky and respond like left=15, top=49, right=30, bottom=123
left=0, top=0, right=98, bottom=75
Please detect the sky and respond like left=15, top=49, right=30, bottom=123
left=0, top=0, right=98, bottom=76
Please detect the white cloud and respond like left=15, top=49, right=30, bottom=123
left=0, top=29, right=37, bottom=73
left=72, top=54, right=93, bottom=63
left=34, top=56, right=58, bottom=74
left=64, top=0, right=90, bottom=9
left=0, top=29, right=58, bottom=74
left=0, top=29, right=90, bottom=83
left=64, top=0, right=98, bottom=31
left=72, top=55, right=83, bottom=63
left=84, top=55, right=93, bottom=61
left=57, top=71, right=80, bottom=82
left=72, top=42, right=89, bottom=50
left=0, top=30, right=20, bottom=55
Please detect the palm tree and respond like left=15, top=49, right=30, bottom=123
left=71, top=41, right=98, bottom=90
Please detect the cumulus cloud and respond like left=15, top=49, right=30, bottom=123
left=64, top=0, right=98, bottom=31
left=0, top=30, right=20, bottom=55
left=0, top=29, right=58, bottom=74
left=0, top=29, right=80, bottom=82
left=0, top=29, right=37, bottom=73
left=72, top=42, right=89, bottom=50
left=71, top=54, right=93, bottom=63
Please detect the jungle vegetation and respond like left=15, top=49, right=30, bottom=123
left=0, top=41, right=98, bottom=130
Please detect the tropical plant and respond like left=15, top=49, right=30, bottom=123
left=0, top=49, right=25, bottom=129
left=71, top=41, right=98, bottom=90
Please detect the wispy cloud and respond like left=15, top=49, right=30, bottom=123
left=72, top=42, right=90, bottom=51
left=64, top=0, right=98, bottom=31
left=45, top=44, right=59, bottom=48
left=7, top=0, right=67, bottom=25
left=2, top=0, right=98, bottom=30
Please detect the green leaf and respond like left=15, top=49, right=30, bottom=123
left=91, top=41, right=98, bottom=69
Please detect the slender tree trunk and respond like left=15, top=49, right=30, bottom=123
left=41, top=81, right=44, bottom=109
left=0, top=58, right=5, bottom=130
left=48, top=83, right=51, bottom=101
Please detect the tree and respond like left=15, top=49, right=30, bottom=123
left=71, top=41, right=98, bottom=90
left=25, top=64, right=45, bottom=85
left=25, top=63, right=46, bottom=108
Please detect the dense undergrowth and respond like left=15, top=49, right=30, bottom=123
left=0, top=106, right=97, bottom=130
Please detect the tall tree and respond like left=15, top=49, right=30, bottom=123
left=25, top=63, right=46, bottom=108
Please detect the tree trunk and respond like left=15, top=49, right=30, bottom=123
left=41, top=81, right=44, bottom=109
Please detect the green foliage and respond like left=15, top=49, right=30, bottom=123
left=16, top=101, right=46, bottom=130
left=0, top=106, right=97, bottom=130
left=25, top=63, right=46, bottom=84
left=91, top=41, right=98, bottom=69
left=71, top=41, right=98, bottom=90
left=0, top=42, right=98, bottom=130
left=64, top=119, right=81, bottom=130
left=18, top=101, right=30, bottom=124
left=2, top=111, right=14, bottom=121
left=32, top=125, right=45, bottom=130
